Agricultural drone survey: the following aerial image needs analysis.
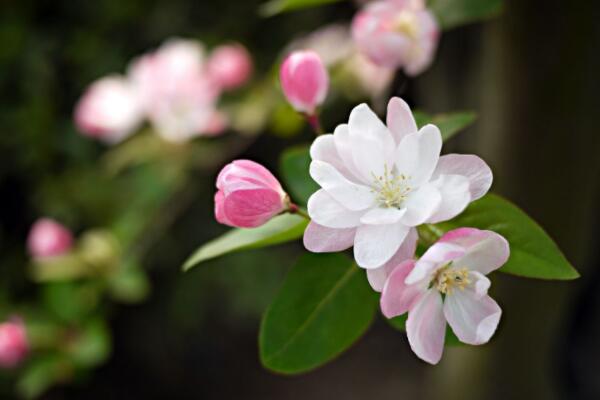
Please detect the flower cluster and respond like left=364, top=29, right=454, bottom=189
left=75, top=38, right=252, bottom=143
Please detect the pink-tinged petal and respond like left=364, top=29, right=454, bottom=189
left=222, top=189, right=285, bottom=228
left=405, top=242, right=465, bottom=285
left=303, top=222, right=355, bottom=253
left=207, top=44, right=252, bottom=90
left=354, top=223, right=409, bottom=269
left=307, top=189, right=364, bottom=229
left=381, top=260, right=425, bottom=318
left=214, top=191, right=233, bottom=226
left=470, top=271, right=491, bottom=298
left=386, top=97, right=418, bottom=145
left=401, top=183, right=441, bottom=226
left=217, top=159, right=283, bottom=192
left=406, top=289, right=446, bottom=364
left=403, top=10, right=439, bottom=76
left=432, top=154, right=493, bottom=201
left=447, top=229, right=510, bottom=275
left=280, top=50, right=329, bottom=114
left=427, top=174, right=471, bottom=223
left=367, top=228, right=418, bottom=291
left=360, top=207, right=406, bottom=225
left=0, top=318, right=28, bottom=368
left=27, top=218, right=73, bottom=259
left=309, top=160, right=375, bottom=211
left=395, top=124, right=442, bottom=187
left=444, top=290, right=502, bottom=345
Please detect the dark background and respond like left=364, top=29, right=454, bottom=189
left=1, top=0, right=599, bottom=399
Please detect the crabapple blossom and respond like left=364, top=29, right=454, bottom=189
left=303, top=97, right=492, bottom=269
left=27, top=218, right=73, bottom=259
left=215, top=160, right=289, bottom=228
left=0, top=318, right=28, bottom=368
left=207, top=44, right=253, bottom=90
left=280, top=50, right=329, bottom=115
left=352, top=0, right=439, bottom=75
left=380, top=228, right=509, bottom=364
left=74, top=75, right=143, bottom=143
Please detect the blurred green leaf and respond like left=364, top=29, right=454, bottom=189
left=280, top=145, right=320, bottom=205
left=259, top=0, right=343, bottom=17
left=435, top=194, right=579, bottom=280
left=183, top=214, right=308, bottom=271
left=108, top=262, right=151, bottom=304
left=413, top=110, right=477, bottom=142
left=388, top=313, right=461, bottom=346
left=428, top=0, right=503, bottom=30
left=42, top=282, right=100, bottom=323
left=66, top=319, right=111, bottom=368
left=260, top=253, right=377, bottom=374
left=17, top=355, right=72, bottom=400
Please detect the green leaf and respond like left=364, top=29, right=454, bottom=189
left=388, top=313, right=461, bottom=346
left=66, top=319, right=111, bottom=368
left=260, top=253, right=377, bottom=374
left=183, top=214, right=308, bottom=271
left=436, top=194, right=579, bottom=280
left=280, top=145, right=320, bottom=205
left=413, top=110, right=477, bottom=142
left=428, top=0, right=503, bottom=30
left=259, top=0, right=343, bottom=17
left=17, top=355, right=72, bottom=399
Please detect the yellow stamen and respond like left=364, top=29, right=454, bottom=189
left=434, top=266, right=471, bottom=295
left=371, top=164, right=411, bottom=208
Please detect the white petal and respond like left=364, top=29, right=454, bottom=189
left=470, top=271, right=491, bottom=298
left=386, top=97, right=418, bottom=145
left=451, top=231, right=510, bottom=275
left=432, top=154, right=493, bottom=201
left=332, top=124, right=366, bottom=184
left=303, top=222, right=356, bottom=253
left=360, top=207, right=406, bottom=225
left=444, top=290, right=502, bottom=345
left=406, top=289, right=446, bottom=364
left=404, top=242, right=465, bottom=285
left=309, top=160, right=375, bottom=211
left=401, top=184, right=441, bottom=226
left=354, top=223, right=409, bottom=269
left=395, top=124, right=442, bottom=187
left=380, top=260, right=424, bottom=318
left=427, top=174, right=471, bottom=223
left=310, top=134, right=357, bottom=182
left=367, top=228, right=418, bottom=292
left=307, top=189, right=364, bottom=228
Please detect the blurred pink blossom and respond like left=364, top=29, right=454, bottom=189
left=352, top=0, right=439, bottom=75
left=215, top=160, right=288, bottom=228
left=74, top=75, right=143, bottom=143
left=27, top=218, right=73, bottom=259
left=280, top=50, right=329, bottom=115
left=0, top=318, right=28, bottom=368
left=207, top=44, right=253, bottom=90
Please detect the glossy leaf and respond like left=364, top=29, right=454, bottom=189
left=280, top=145, right=319, bottom=205
left=413, top=110, right=477, bottom=142
left=260, top=253, right=377, bottom=374
left=429, top=0, right=503, bottom=30
left=260, top=0, right=342, bottom=17
left=183, top=214, right=308, bottom=271
left=436, top=194, right=579, bottom=280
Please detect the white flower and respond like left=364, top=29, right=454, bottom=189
left=303, top=97, right=493, bottom=269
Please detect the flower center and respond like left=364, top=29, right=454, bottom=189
left=393, top=12, right=419, bottom=39
left=371, top=165, right=411, bottom=208
left=433, top=264, right=471, bottom=295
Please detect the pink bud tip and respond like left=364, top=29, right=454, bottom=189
left=27, top=218, right=73, bottom=259
left=280, top=50, right=329, bottom=115
left=208, top=44, right=253, bottom=90
left=74, top=75, right=143, bottom=144
left=215, top=160, right=288, bottom=228
left=0, top=318, right=28, bottom=368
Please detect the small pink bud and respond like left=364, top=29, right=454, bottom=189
left=74, top=75, right=143, bottom=143
left=280, top=50, right=329, bottom=115
left=351, top=0, right=439, bottom=75
left=27, top=218, right=73, bottom=259
left=0, top=318, right=28, bottom=368
left=215, top=160, right=288, bottom=228
left=207, top=44, right=253, bottom=90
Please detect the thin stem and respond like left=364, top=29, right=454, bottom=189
left=287, top=203, right=310, bottom=220
left=306, top=113, right=325, bottom=136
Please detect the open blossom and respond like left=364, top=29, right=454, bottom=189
left=207, top=44, right=253, bottom=90
left=0, top=318, right=28, bottom=368
left=280, top=50, right=329, bottom=115
left=128, top=39, right=222, bottom=142
left=74, top=75, right=143, bottom=143
left=215, top=160, right=289, bottom=228
left=303, top=97, right=492, bottom=269
left=27, top=218, right=73, bottom=259
left=352, top=0, right=439, bottom=75
left=380, top=228, right=509, bottom=364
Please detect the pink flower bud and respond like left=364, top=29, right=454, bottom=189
left=74, top=75, right=143, bottom=143
left=0, top=318, right=28, bottom=368
left=215, top=160, right=288, bottom=228
left=27, top=218, right=73, bottom=259
left=207, top=44, right=253, bottom=90
left=352, top=0, right=439, bottom=75
left=280, top=50, right=329, bottom=115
